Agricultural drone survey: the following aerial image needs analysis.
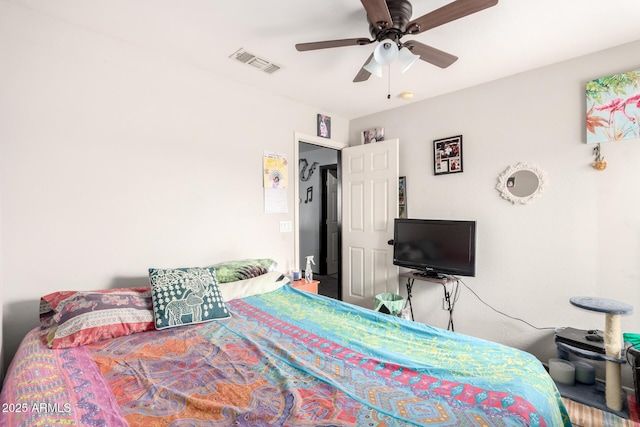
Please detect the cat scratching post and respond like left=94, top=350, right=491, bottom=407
left=570, top=297, right=633, bottom=412
left=604, top=312, right=622, bottom=410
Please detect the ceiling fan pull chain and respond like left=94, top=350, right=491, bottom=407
left=387, top=65, right=391, bottom=99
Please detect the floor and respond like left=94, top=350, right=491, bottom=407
left=563, top=394, right=639, bottom=426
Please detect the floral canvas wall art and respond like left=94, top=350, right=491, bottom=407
left=586, top=69, right=640, bottom=143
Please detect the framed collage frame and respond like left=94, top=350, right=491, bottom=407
left=433, top=135, right=463, bottom=175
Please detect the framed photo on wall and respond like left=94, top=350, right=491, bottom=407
left=317, top=114, right=331, bottom=138
left=398, top=176, right=407, bottom=218
left=362, top=127, right=385, bottom=144
left=433, top=135, right=463, bottom=175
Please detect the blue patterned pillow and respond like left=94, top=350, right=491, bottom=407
left=148, top=267, right=230, bottom=330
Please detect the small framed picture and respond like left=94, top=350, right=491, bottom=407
left=398, top=176, right=407, bottom=218
left=362, top=127, right=385, bottom=144
left=433, top=135, right=463, bottom=175
left=317, top=114, right=331, bottom=138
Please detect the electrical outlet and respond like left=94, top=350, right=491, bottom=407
left=280, top=221, right=292, bottom=232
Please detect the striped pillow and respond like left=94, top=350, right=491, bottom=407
left=39, top=287, right=155, bottom=348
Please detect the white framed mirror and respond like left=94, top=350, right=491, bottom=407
left=496, top=163, right=547, bottom=205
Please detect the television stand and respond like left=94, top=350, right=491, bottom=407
left=400, top=271, right=456, bottom=329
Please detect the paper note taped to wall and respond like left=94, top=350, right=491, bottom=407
left=264, top=188, right=288, bottom=213
left=263, top=151, right=288, bottom=189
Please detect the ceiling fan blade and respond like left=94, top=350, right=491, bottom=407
left=296, top=38, right=372, bottom=51
left=353, top=53, right=374, bottom=82
left=360, top=0, right=393, bottom=28
left=403, top=40, right=458, bottom=68
left=406, top=0, right=498, bottom=35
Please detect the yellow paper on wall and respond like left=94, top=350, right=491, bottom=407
left=263, top=151, right=288, bottom=189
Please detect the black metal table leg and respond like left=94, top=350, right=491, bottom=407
left=406, top=278, right=414, bottom=321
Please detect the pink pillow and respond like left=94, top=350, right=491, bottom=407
left=39, top=287, right=155, bottom=348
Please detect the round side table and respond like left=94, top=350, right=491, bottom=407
left=570, top=296, right=633, bottom=412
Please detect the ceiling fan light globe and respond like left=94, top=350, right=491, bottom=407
left=363, top=58, right=383, bottom=78
left=373, top=38, right=399, bottom=65
left=398, top=47, right=420, bottom=73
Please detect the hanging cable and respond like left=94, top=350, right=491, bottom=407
left=453, top=276, right=556, bottom=331
left=387, top=65, right=391, bottom=99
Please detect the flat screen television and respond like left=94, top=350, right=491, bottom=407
left=393, top=218, right=476, bottom=277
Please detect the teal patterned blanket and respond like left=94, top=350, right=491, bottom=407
left=234, top=286, right=570, bottom=426
left=0, top=285, right=570, bottom=426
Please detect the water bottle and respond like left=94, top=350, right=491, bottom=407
left=304, top=256, right=315, bottom=283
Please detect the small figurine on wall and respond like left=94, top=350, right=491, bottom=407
left=592, top=143, right=607, bottom=170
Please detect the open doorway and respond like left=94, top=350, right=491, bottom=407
left=297, top=140, right=341, bottom=300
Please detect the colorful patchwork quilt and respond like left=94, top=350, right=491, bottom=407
left=0, top=286, right=570, bottom=426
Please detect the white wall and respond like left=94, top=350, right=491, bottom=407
left=0, top=3, right=348, bottom=371
left=298, top=146, right=338, bottom=273
left=350, top=40, right=640, bottom=384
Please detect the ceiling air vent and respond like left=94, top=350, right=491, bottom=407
left=229, top=48, right=282, bottom=75
left=262, top=64, right=281, bottom=75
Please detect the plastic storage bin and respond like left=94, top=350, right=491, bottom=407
left=549, top=358, right=575, bottom=385
left=374, top=293, right=405, bottom=316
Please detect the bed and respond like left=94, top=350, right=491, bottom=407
left=1, top=266, right=571, bottom=426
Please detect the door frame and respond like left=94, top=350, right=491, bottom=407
left=293, top=132, right=347, bottom=279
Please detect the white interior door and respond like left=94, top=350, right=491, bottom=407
left=342, top=139, right=399, bottom=308
left=326, top=168, right=339, bottom=275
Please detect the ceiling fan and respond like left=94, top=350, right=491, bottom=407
left=295, top=0, right=498, bottom=82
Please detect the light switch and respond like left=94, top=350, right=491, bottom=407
left=280, top=221, right=292, bottom=232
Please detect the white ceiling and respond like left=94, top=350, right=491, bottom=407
left=13, top=0, right=640, bottom=120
